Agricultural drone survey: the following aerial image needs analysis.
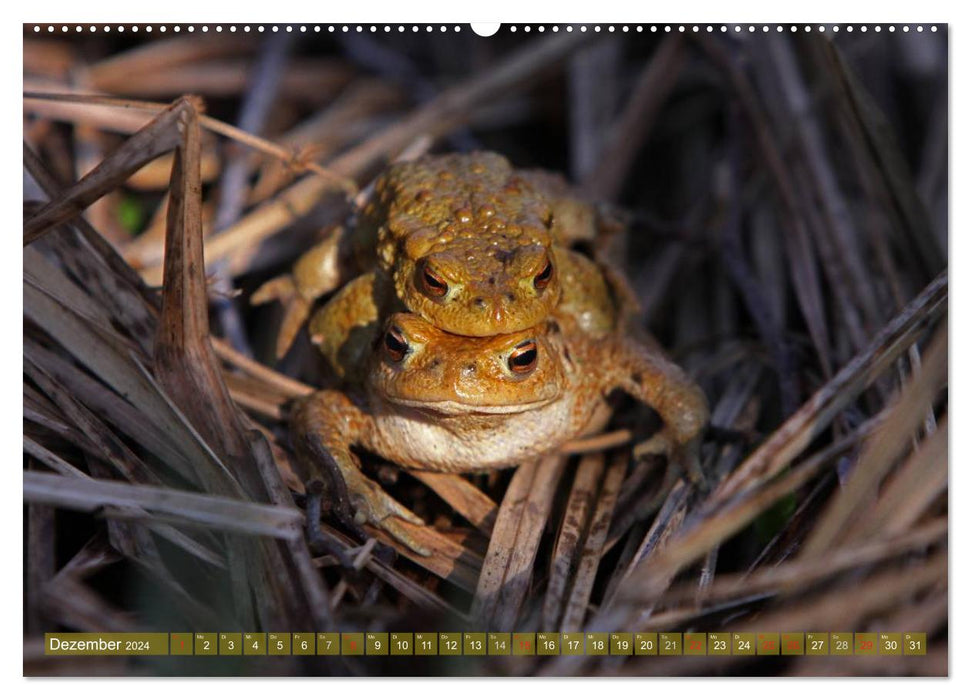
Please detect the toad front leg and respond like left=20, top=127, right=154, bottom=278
left=252, top=229, right=349, bottom=358
left=608, top=336, right=710, bottom=485
left=291, top=390, right=430, bottom=555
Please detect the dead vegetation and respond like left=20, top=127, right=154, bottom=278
left=23, top=25, right=947, bottom=676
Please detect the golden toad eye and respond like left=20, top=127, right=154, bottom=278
left=508, top=340, right=538, bottom=375
left=417, top=262, right=449, bottom=299
left=533, top=257, right=554, bottom=291
left=384, top=326, right=409, bottom=363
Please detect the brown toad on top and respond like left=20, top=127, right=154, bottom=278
left=254, top=152, right=612, bottom=360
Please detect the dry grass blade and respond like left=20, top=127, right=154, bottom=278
left=24, top=245, right=116, bottom=330
left=24, top=471, right=303, bottom=539
left=248, top=432, right=335, bottom=630
left=365, top=522, right=483, bottom=594
left=605, top=413, right=878, bottom=618
left=411, top=472, right=499, bottom=535
left=315, top=523, right=467, bottom=618
left=656, top=518, right=946, bottom=609
left=821, top=40, right=945, bottom=277
left=597, top=278, right=947, bottom=637
left=24, top=82, right=160, bottom=133
left=740, top=550, right=946, bottom=635
left=86, top=35, right=258, bottom=90
left=40, top=575, right=137, bottom=633
left=582, top=35, right=686, bottom=200
left=152, top=97, right=269, bottom=500
left=472, top=455, right=568, bottom=630
left=696, top=35, right=835, bottom=376
left=23, top=141, right=157, bottom=303
left=24, top=356, right=159, bottom=485
left=859, top=420, right=947, bottom=541
left=24, top=280, right=239, bottom=489
left=212, top=338, right=314, bottom=398
left=24, top=91, right=357, bottom=191
left=711, top=270, right=945, bottom=508
left=765, top=36, right=884, bottom=338
left=803, top=322, right=947, bottom=555
left=150, top=97, right=325, bottom=634
left=559, top=452, right=626, bottom=631
left=560, top=429, right=632, bottom=455
left=24, top=340, right=203, bottom=483
left=32, top=227, right=158, bottom=357
left=24, top=98, right=194, bottom=244
left=543, top=453, right=605, bottom=631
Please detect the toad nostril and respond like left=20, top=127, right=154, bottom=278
left=506, top=293, right=515, bottom=302
left=473, top=297, right=486, bottom=308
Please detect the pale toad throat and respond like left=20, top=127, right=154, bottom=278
left=379, top=394, right=561, bottom=417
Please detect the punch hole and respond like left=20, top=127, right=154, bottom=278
left=470, top=22, right=500, bottom=37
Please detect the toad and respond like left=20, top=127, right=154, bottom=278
left=253, top=152, right=616, bottom=359
left=291, top=311, right=709, bottom=554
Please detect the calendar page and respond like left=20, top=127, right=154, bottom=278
left=22, top=17, right=948, bottom=679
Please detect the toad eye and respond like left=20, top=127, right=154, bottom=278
left=384, top=326, right=410, bottom=363
left=533, top=257, right=554, bottom=291
left=508, top=340, right=538, bottom=375
left=417, top=263, right=449, bottom=299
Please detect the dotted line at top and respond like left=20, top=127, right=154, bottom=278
left=29, top=24, right=940, bottom=35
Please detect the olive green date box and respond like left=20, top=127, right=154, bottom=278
left=586, top=633, right=609, bottom=655
left=733, top=633, right=756, bottom=655
left=292, top=633, right=315, bottom=655
left=781, top=633, right=804, bottom=655
left=341, top=632, right=364, bottom=656
left=708, top=633, right=731, bottom=656
left=904, top=633, right=926, bottom=656
left=439, top=632, right=462, bottom=656
left=684, top=633, right=706, bottom=656
left=610, top=633, right=633, bottom=655
left=830, top=633, right=853, bottom=656
left=488, top=633, right=510, bottom=655
left=268, top=633, right=290, bottom=655
left=855, top=633, right=878, bottom=656
left=390, top=633, right=413, bottom=655
left=243, top=633, right=266, bottom=655
left=170, top=633, right=192, bottom=656
left=537, top=633, right=559, bottom=655
left=512, top=633, right=536, bottom=655
left=634, top=633, right=658, bottom=656
left=659, top=632, right=682, bottom=656
left=880, top=633, right=902, bottom=656
left=757, top=632, right=779, bottom=655
left=464, top=632, right=487, bottom=656
left=806, top=633, right=828, bottom=655
left=219, top=633, right=242, bottom=655
left=415, top=633, right=438, bottom=656
left=316, top=633, right=339, bottom=655
left=194, top=633, right=217, bottom=656
left=561, top=633, right=584, bottom=655
left=366, top=632, right=389, bottom=655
